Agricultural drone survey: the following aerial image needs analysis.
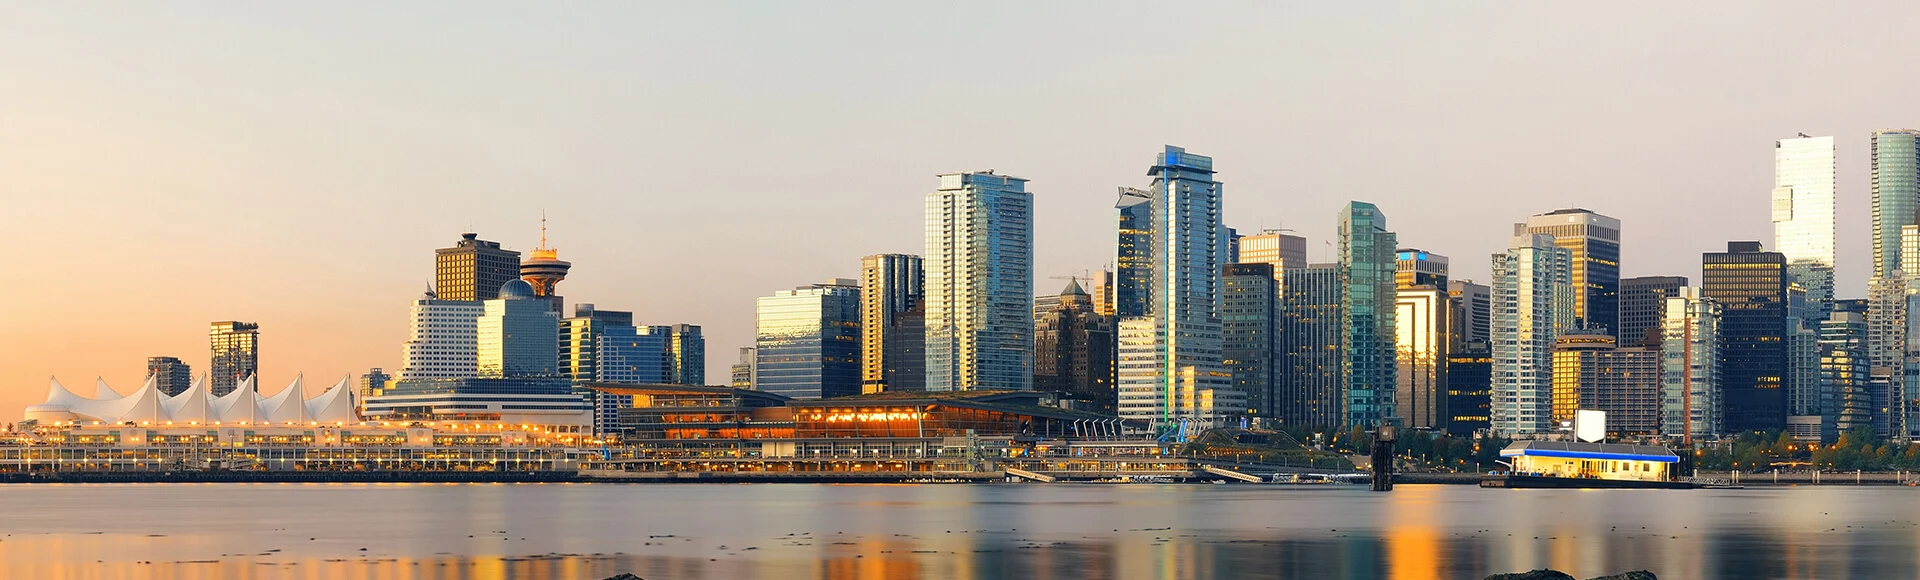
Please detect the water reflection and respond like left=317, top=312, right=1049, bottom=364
left=1, top=483, right=1919, bottom=579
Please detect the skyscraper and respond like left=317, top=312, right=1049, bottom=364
left=1823, top=300, right=1874, bottom=435
left=146, top=356, right=192, bottom=397
left=394, top=291, right=485, bottom=383
left=1339, top=201, right=1398, bottom=427
left=1873, top=129, right=1920, bottom=277
left=1239, top=231, right=1309, bottom=273
left=209, top=321, right=260, bottom=396
left=358, top=368, right=390, bottom=399
left=1445, top=341, right=1492, bottom=437
left=1490, top=232, right=1573, bottom=436
left=1115, top=187, right=1154, bottom=319
left=520, top=220, right=572, bottom=315
left=1221, top=263, right=1279, bottom=418
left=755, top=280, right=862, bottom=399
left=1279, top=264, right=1343, bottom=428
left=1703, top=241, right=1791, bottom=432
left=561, top=304, right=634, bottom=383
left=663, top=324, right=705, bottom=386
left=1551, top=331, right=1661, bottom=437
left=1525, top=209, right=1621, bottom=335
left=435, top=233, right=522, bottom=302
left=1395, top=285, right=1450, bottom=430
left=926, top=171, right=1034, bottom=392
left=1394, top=248, right=1449, bottom=288
left=1660, top=287, right=1722, bottom=440
left=730, top=347, right=756, bottom=389
left=1618, top=276, right=1688, bottom=347
left=1115, top=146, right=1239, bottom=425
left=1867, top=274, right=1913, bottom=439
left=596, top=324, right=668, bottom=384
left=477, top=280, right=561, bottom=378
left=1034, top=279, right=1116, bottom=413
left=1773, top=135, right=1836, bottom=317
left=860, top=254, right=924, bottom=393
left=1447, top=280, right=1491, bottom=350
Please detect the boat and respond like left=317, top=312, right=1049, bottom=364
left=1480, top=441, right=1695, bottom=489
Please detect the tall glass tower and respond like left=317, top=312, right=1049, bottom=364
left=1491, top=232, right=1573, bottom=436
left=1339, top=201, right=1399, bottom=427
left=1526, top=209, right=1621, bottom=335
left=209, top=321, right=260, bottom=396
left=1875, top=130, right=1920, bottom=277
left=1703, top=242, right=1790, bottom=432
left=756, top=280, right=862, bottom=399
left=1114, top=187, right=1154, bottom=319
left=1773, top=135, right=1836, bottom=316
left=860, top=254, right=924, bottom=393
left=925, top=171, right=1033, bottom=391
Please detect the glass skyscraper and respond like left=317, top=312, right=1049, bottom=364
left=1339, top=202, right=1398, bottom=427
left=1874, top=129, right=1920, bottom=277
left=1222, top=263, right=1279, bottom=418
left=926, top=171, right=1034, bottom=392
left=860, top=254, right=924, bottom=393
left=1660, top=287, right=1722, bottom=440
left=477, top=280, right=560, bottom=379
left=1491, top=233, right=1572, bottom=436
left=1772, top=135, right=1836, bottom=316
left=1279, top=264, right=1343, bottom=429
left=756, top=280, right=862, bottom=399
left=1703, top=241, right=1790, bottom=432
left=1525, top=209, right=1621, bottom=335
left=1618, top=276, right=1688, bottom=347
left=1114, top=187, right=1154, bottom=319
left=209, top=321, right=260, bottom=396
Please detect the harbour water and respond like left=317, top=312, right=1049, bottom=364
left=1, top=482, right=1916, bottom=579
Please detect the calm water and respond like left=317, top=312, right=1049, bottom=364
left=0, top=482, right=1915, bottom=579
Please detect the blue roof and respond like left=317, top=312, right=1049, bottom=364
left=1499, top=441, right=1679, bottom=463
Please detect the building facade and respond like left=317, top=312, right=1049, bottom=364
left=1278, top=264, right=1343, bottom=429
left=561, top=304, right=634, bottom=384
left=477, top=280, right=561, bottom=379
left=434, top=233, right=522, bottom=302
left=1395, top=285, right=1450, bottom=430
left=1551, top=332, right=1660, bottom=437
left=1874, top=129, right=1920, bottom=277
left=926, top=171, right=1034, bottom=391
left=1703, top=241, right=1791, bottom=432
left=1239, top=231, right=1309, bottom=274
left=1490, top=233, right=1573, bottom=436
left=146, top=356, right=193, bottom=397
left=1446, top=340, right=1492, bottom=437
left=1618, top=276, right=1688, bottom=347
left=755, top=280, right=862, bottom=399
left=209, top=321, right=260, bottom=397
left=1221, top=263, right=1279, bottom=418
left=1525, top=209, right=1622, bottom=336
left=860, top=254, right=925, bottom=393
left=394, top=294, right=484, bottom=383
left=1338, top=201, right=1399, bottom=428
left=1823, top=301, right=1875, bottom=436
left=1395, top=248, right=1450, bottom=288
left=1660, top=287, right=1722, bottom=440
left=1448, top=280, right=1491, bottom=350
left=1773, top=135, right=1836, bottom=318
left=1033, top=279, right=1116, bottom=414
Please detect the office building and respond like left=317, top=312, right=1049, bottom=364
left=358, top=368, right=390, bottom=399
left=1395, top=248, right=1449, bottom=288
left=209, top=321, right=260, bottom=397
left=1221, top=263, right=1279, bottom=418
left=1338, top=201, right=1399, bottom=427
left=860, top=254, right=925, bottom=393
left=1619, top=276, right=1688, bottom=347
left=560, top=304, right=634, bottom=383
left=1873, top=129, right=1920, bottom=277
left=663, top=324, right=704, bottom=386
left=1115, top=187, right=1154, bottom=319
left=596, top=324, right=669, bottom=384
left=1446, top=340, right=1492, bottom=437
left=1239, top=231, right=1309, bottom=273
left=1868, top=274, right=1914, bottom=440
left=1660, top=287, right=1722, bottom=440
left=1773, top=135, right=1836, bottom=318
left=435, top=233, right=522, bottom=302
left=1703, top=241, right=1791, bottom=432
left=1034, top=279, right=1116, bottom=413
left=1490, top=232, right=1573, bottom=436
left=146, top=356, right=193, bottom=397
left=730, top=347, right=756, bottom=389
left=1823, top=300, right=1874, bottom=435
left=1090, top=269, right=1117, bottom=317
left=756, top=280, right=862, bottom=399
left=926, top=171, right=1034, bottom=392
left=477, top=280, right=561, bottom=378
left=1526, top=209, right=1621, bottom=335
left=1395, top=285, right=1450, bottom=429
left=1279, top=264, right=1343, bottom=428
left=1552, top=331, right=1660, bottom=437
left=1448, top=280, right=1491, bottom=350
left=394, top=292, right=485, bottom=383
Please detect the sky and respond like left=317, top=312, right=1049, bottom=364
left=2, top=2, right=1917, bottom=419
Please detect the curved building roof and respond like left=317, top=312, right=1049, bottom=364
left=28, top=374, right=360, bottom=425
left=498, top=279, right=537, bottom=299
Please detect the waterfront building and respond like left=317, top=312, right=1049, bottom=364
left=926, top=171, right=1034, bottom=392
left=1239, top=231, right=1309, bottom=273
left=1395, top=249, right=1449, bottom=288
left=477, top=280, right=561, bottom=378
left=1221, top=264, right=1279, bottom=418
left=1660, top=287, right=1722, bottom=440
left=358, top=368, right=390, bottom=400
left=146, top=357, right=192, bottom=397
left=435, top=233, right=521, bottom=302
left=1448, top=280, right=1491, bottom=350
left=363, top=377, right=591, bottom=429
left=27, top=375, right=357, bottom=426
left=1446, top=340, right=1492, bottom=437
left=393, top=292, right=484, bottom=383
left=1278, top=264, right=1343, bottom=429
left=1773, top=135, right=1836, bottom=319
left=1823, top=301, right=1875, bottom=435
left=561, top=304, right=634, bottom=383
left=590, top=384, right=1122, bottom=442
left=1703, top=241, right=1791, bottom=432
left=1551, top=331, right=1661, bottom=437
left=1873, top=129, right=1920, bottom=277
left=1395, top=284, right=1450, bottom=430
left=519, top=222, right=572, bottom=315
left=730, top=347, right=756, bottom=389
left=1034, top=279, right=1116, bottom=414
left=595, top=325, right=668, bottom=384
left=1491, top=232, right=1573, bottom=437
left=756, top=280, right=862, bottom=399
left=1115, top=147, right=1238, bottom=426
left=861, top=254, right=925, bottom=393
left=1338, top=202, right=1399, bottom=427
left=1498, top=441, right=1678, bottom=482
left=1618, top=276, right=1688, bottom=347
left=209, top=321, right=260, bottom=397
left=1525, top=209, right=1622, bottom=335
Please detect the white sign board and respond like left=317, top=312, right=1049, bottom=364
left=1574, top=410, right=1606, bottom=443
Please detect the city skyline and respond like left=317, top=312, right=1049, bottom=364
left=6, top=4, right=1920, bottom=419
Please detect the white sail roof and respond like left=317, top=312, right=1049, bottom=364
left=305, top=376, right=358, bottom=424
left=31, top=374, right=360, bottom=425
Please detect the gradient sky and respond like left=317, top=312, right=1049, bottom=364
left=3, top=2, right=1917, bottom=418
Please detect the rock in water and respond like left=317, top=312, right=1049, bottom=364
left=1485, top=571, right=1576, bottom=580
left=603, top=575, right=645, bottom=580
left=1587, top=572, right=1657, bottom=580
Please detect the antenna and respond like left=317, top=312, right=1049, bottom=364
left=540, top=211, right=548, bottom=250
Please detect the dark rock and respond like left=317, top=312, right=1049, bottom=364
left=603, top=575, right=645, bottom=580
left=1587, top=572, right=1657, bottom=580
left=1485, top=571, right=1576, bottom=580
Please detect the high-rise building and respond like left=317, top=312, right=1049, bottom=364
left=435, top=233, right=522, bottom=302
left=394, top=292, right=485, bottom=383
left=1221, top=264, right=1279, bottom=418
left=561, top=304, right=634, bottom=383
left=1034, top=279, right=1116, bottom=413
left=520, top=221, right=572, bottom=315
left=1660, top=287, right=1723, bottom=440
left=926, top=171, right=1034, bottom=392
left=1490, top=232, right=1573, bottom=436
left=477, top=280, right=561, bottom=378
left=756, top=280, right=862, bottom=399
left=1867, top=274, right=1914, bottom=440
left=1090, top=269, right=1117, bottom=318
left=1703, top=241, right=1791, bottom=432
left=1773, top=135, right=1836, bottom=318
left=860, top=254, right=925, bottom=393
left=358, top=368, right=390, bottom=399
left=1447, top=280, right=1491, bottom=350
left=1279, top=264, right=1343, bottom=429
left=730, top=347, right=756, bottom=389
left=1618, top=276, right=1689, bottom=347
left=1873, top=129, right=1920, bottom=277
left=1115, top=187, right=1154, bottom=319
left=1339, top=201, right=1399, bottom=428
left=1552, top=331, right=1661, bottom=437
left=146, top=356, right=193, bottom=397
left=1239, top=231, right=1309, bottom=273
left=663, top=324, right=704, bottom=386
left=1823, top=300, right=1874, bottom=435
left=1395, top=285, right=1450, bottom=429
left=1116, top=146, right=1240, bottom=425
left=1525, top=209, right=1621, bottom=335
left=1445, top=340, right=1493, bottom=437
left=209, top=321, right=260, bottom=396
left=596, top=324, right=668, bottom=384
left=1394, top=248, right=1449, bottom=288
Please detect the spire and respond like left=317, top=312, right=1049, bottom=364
left=1061, top=277, right=1088, bottom=296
